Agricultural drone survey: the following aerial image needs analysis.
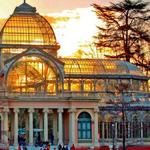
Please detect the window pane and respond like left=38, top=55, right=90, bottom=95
left=78, top=112, right=92, bottom=140
left=82, top=123, right=86, bottom=129
left=87, top=131, right=91, bottom=139
left=78, top=123, right=81, bottom=129
left=83, top=131, right=86, bottom=139
left=78, top=131, right=81, bottom=139
left=87, top=123, right=91, bottom=130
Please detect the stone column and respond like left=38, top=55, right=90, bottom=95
left=128, top=122, right=131, bottom=139
left=69, top=108, right=76, bottom=145
left=57, top=108, right=63, bottom=145
left=94, top=107, right=99, bottom=146
left=53, top=111, right=58, bottom=144
left=43, top=108, right=49, bottom=142
left=28, top=108, right=34, bottom=145
left=14, top=108, right=19, bottom=146
left=3, top=107, right=9, bottom=145
left=127, top=113, right=132, bottom=141
left=140, top=122, right=143, bottom=144
left=115, top=122, right=118, bottom=145
left=101, top=113, right=105, bottom=145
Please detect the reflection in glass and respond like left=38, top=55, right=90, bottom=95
left=7, top=56, right=60, bottom=95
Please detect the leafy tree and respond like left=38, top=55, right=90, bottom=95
left=92, top=0, right=150, bottom=75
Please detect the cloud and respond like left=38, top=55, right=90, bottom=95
left=0, top=6, right=100, bottom=57
left=46, top=7, right=100, bottom=56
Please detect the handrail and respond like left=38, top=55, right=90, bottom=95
left=0, top=90, right=149, bottom=100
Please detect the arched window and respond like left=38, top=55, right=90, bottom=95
left=132, top=115, right=140, bottom=138
left=7, top=56, right=61, bottom=95
left=78, top=112, right=92, bottom=140
left=143, top=115, right=150, bottom=138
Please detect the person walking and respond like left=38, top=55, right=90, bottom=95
left=50, top=131, right=54, bottom=145
left=70, top=144, right=75, bottom=150
left=58, top=144, right=62, bottom=150
left=47, top=144, right=50, bottom=150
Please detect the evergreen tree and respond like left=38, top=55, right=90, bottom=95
left=93, top=0, right=150, bottom=74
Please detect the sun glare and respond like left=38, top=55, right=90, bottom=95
left=48, top=7, right=100, bottom=57
left=0, top=4, right=101, bottom=57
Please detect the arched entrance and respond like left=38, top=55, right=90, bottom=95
left=78, top=112, right=92, bottom=141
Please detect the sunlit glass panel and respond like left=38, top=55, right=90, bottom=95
left=1, top=14, right=56, bottom=45
left=7, top=56, right=59, bottom=95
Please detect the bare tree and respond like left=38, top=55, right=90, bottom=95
left=92, top=0, right=150, bottom=75
left=100, top=82, right=149, bottom=150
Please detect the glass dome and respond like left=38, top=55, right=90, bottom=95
left=0, top=2, right=57, bottom=46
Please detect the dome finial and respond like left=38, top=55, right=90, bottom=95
left=14, top=1, right=36, bottom=13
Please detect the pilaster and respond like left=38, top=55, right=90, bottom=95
left=57, top=108, right=63, bottom=145
left=94, top=107, right=99, bottom=146
left=3, top=107, right=9, bottom=145
left=28, top=108, right=34, bottom=145
left=13, top=108, right=19, bottom=146
left=43, top=108, right=49, bottom=141
left=69, top=108, right=76, bottom=145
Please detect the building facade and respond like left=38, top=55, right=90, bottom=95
left=0, top=2, right=149, bottom=148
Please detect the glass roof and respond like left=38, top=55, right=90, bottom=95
left=0, top=12, right=57, bottom=46
left=61, top=58, right=144, bottom=76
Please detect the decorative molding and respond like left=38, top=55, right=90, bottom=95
left=43, top=108, right=49, bottom=113
left=94, top=107, right=99, bottom=113
left=3, top=107, right=9, bottom=113
left=68, top=108, right=76, bottom=113
left=28, top=108, right=34, bottom=113
left=76, top=109, right=94, bottom=120
left=57, top=108, right=63, bottom=113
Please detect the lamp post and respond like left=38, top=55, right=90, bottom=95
left=114, top=83, right=128, bottom=150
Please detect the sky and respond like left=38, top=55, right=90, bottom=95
left=0, top=0, right=118, bottom=18
left=0, top=0, right=119, bottom=56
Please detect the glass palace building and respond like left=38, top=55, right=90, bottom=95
left=0, top=2, right=149, bottom=148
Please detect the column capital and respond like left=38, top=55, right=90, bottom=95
left=57, top=108, right=63, bottom=113
left=43, top=108, right=49, bottom=113
left=3, top=107, right=9, bottom=113
left=68, top=108, right=76, bottom=113
left=13, top=108, right=19, bottom=113
left=28, top=108, right=34, bottom=113
left=94, top=107, right=99, bottom=113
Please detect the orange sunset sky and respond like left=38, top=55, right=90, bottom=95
left=0, top=0, right=120, bottom=56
